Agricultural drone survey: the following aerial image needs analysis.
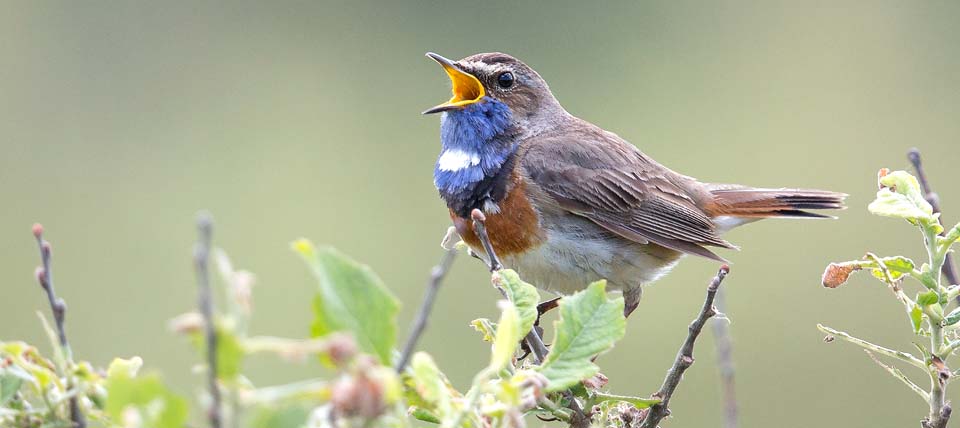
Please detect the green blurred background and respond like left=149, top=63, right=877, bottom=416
left=2, top=1, right=960, bottom=426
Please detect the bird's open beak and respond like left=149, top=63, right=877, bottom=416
left=423, top=52, right=485, bottom=114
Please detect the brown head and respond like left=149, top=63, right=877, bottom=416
left=423, top=52, right=564, bottom=120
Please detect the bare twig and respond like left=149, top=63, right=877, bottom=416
left=32, top=224, right=86, bottom=428
left=470, top=209, right=589, bottom=427
left=711, top=287, right=738, bottom=428
left=396, top=248, right=458, bottom=372
left=194, top=212, right=222, bottom=428
left=640, top=266, right=730, bottom=428
left=864, top=350, right=929, bottom=401
left=909, top=148, right=959, bottom=287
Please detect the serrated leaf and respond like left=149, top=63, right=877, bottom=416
left=537, top=281, right=625, bottom=392
left=493, top=270, right=540, bottom=338
left=868, top=171, right=935, bottom=223
left=490, top=301, right=522, bottom=370
left=105, top=371, right=188, bottom=428
left=293, top=239, right=400, bottom=364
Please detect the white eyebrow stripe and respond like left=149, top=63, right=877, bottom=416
left=437, top=149, right=481, bottom=172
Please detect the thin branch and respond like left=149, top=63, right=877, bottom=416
left=31, top=224, right=86, bottom=428
left=470, top=209, right=589, bottom=427
left=640, top=265, right=730, bottom=428
left=864, top=350, right=929, bottom=401
left=711, top=287, right=738, bottom=428
left=470, top=209, right=502, bottom=272
left=396, top=248, right=457, bottom=372
left=909, top=148, right=959, bottom=287
left=194, top=212, right=222, bottom=428
left=817, top=324, right=927, bottom=370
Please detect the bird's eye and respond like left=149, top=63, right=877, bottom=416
left=497, top=72, right=514, bottom=89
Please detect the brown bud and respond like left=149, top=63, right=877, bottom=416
left=167, top=312, right=205, bottom=334
left=877, top=168, right=891, bottom=190
left=330, top=368, right=386, bottom=420
left=326, top=333, right=358, bottom=368
left=822, top=263, right=859, bottom=288
left=35, top=267, right=46, bottom=285
left=582, top=372, right=609, bottom=390
left=32, top=223, right=44, bottom=239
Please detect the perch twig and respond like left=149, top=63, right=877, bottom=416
left=640, top=265, right=730, bottom=428
left=470, top=209, right=588, bottom=427
left=396, top=248, right=458, bottom=372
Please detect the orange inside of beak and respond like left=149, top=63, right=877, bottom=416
left=440, top=63, right=485, bottom=107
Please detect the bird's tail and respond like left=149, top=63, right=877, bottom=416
left=705, top=185, right=846, bottom=219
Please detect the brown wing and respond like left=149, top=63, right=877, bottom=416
left=520, top=124, right=733, bottom=261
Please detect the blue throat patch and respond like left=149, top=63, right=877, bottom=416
left=433, top=98, right=516, bottom=216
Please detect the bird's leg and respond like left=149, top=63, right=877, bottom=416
left=623, top=286, right=642, bottom=319
left=518, top=297, right=562, bottom=361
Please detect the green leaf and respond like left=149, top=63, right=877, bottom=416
left=945, top=307, right=960, bottom=326
left=186, top=322, right=244, bottom=380
left=470, top=318, right=497, bottom=343
left=868, top=170, right=935, bottom=223
left=106, top=357, right=143, bottom=379
left=592, top=392, right=661, bottom=410
left=493, top=269, right=540, bottom=338
left=293, top=239, right=400, bottom=364
left=537, top=281, right=625, bottom=392
left=880, top=256, right=915, bottom=280
left=917, top=290, right=940, bottom=306
left=0, top=374, right=22, bottom=406
left=409, top=352, right=455, bottom=419
left=911, top=304, right=924, bottom=334
left=490, top=301, right=522, bottom=371
left=217, top=325, right=244, bottom=379
left=941, top=223, right=960, bottom=251
left=410, top=407, right=442, bottom=424
left=105, top=371, right=188, bottom=428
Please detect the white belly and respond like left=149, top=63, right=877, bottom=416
left=500, top=228, right=683, bottom=296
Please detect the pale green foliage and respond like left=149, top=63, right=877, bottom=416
left=409, top=352, right=455, bottom=419
left=104, top=359, right=189, bottom=428
left=868, top=170, right=936, bottom=225
left=0, top=339, right=187, bottom=428
left=538, top=281, right=626, bottom=392
left=493, top=270, right=540, bottom=341
left=821, top=169, right=960, bottom=427
left=293, top=238, right=400, bottom=365
left=490, top=301, right=522, bottom=371
left=3, top=231, right=654, bottom=428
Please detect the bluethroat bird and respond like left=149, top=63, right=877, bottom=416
left=424, top=52, right=845, bottom=317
